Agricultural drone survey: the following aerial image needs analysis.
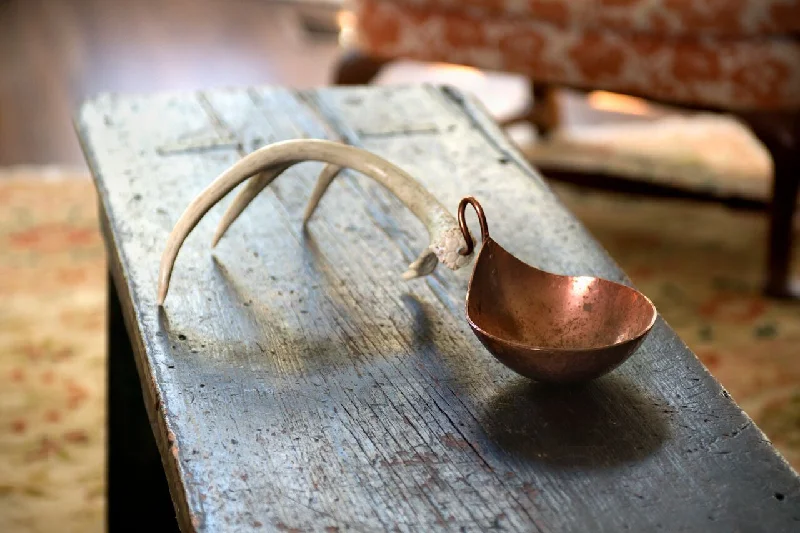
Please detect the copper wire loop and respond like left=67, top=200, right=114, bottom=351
left=457, top=196, right=490, bottom=256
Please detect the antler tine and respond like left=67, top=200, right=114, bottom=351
left=302, top=163, right=342, bottom=225
left=212, top=163, right=343, bottom=248
left=157, top=139, right=473, bottom=306
left=211, top=163, right=293, bottom=247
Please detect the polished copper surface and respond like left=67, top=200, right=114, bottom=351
left=458, top=197, right=658, bottom=383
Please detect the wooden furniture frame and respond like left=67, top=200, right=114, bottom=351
left=333, top=52, right=800, bottom=299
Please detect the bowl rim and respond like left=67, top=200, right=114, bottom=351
left=464, top=277, right=659, bottom=354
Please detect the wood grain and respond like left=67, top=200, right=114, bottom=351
left=75, top=84, right=800, bottom=532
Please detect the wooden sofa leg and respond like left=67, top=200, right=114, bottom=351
left=765, top=145, right=800, bottom=298
left=333, top=50, right=389, bottom=85
left=500, top=81, right=560, bottom=137
left=745, top=113, right=800, bottom=298
left=531, top=82, right=560, bottom=137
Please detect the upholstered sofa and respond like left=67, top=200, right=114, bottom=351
left=333, top=0, right=800, bottom=297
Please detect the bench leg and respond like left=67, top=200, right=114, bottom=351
left=107, top=273, right=179, bottom=531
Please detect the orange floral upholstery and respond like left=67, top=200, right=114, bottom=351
left=385, top=0, right=800, bottom=37
left=344, top=0, right=800, bottom=110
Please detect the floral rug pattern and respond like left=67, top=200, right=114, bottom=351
left=0, top=171, right=106, bottom=533
left=0, top=166, right=798, bottom=531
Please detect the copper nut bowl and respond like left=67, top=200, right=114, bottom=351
left=458, top=197, right=658, bottom=384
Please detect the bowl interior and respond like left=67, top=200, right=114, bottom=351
left=466, top=240, right=656, bottom=351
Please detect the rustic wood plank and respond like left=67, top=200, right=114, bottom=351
left=75, top=84, right=800, bottom=532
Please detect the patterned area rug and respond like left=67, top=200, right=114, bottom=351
left=1, top=164, right=798, bottom=531
left=0, top=170, right=106, bottom=533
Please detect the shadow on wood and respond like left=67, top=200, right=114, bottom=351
left=202, top=253, right=446, bottom=375
left=483, top=375, right=669, bottom=468
left=399, top=293, right=435, bottom=350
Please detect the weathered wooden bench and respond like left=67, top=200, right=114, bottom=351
left=75, top=84, right=800, bottom=532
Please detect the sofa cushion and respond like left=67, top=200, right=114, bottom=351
left=381, top=0, right=800, bottom=37
left=346, top=0, right=800, bottom=110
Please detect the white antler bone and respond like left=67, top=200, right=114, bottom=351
left=211, top=162, right=342, bottom=247
left=157, top=139, right=473, bottom=305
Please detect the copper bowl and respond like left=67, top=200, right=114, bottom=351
left=459, top=197, right=657, bottom=383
